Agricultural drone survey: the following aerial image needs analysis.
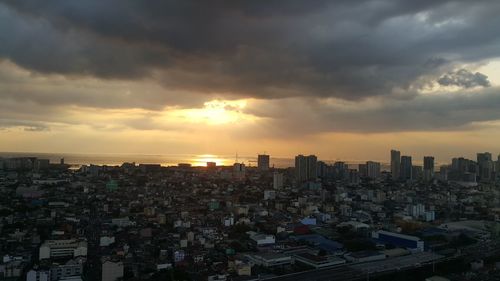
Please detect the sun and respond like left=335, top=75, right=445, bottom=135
left=181, top=100, right=249, bottom=125
left=189, top=154, right=227, bottom=166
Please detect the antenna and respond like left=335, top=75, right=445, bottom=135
left=235, top=152, right=239, bottom=163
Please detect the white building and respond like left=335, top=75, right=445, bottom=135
left=99, top=236, right=115, bottom=247
left=249, top=233, right=275, bottom=246
left=408, top=204, right=426, bottom=219
left=39, top=240, right=87, bottom=260
left=101, top=260, right=123, bottom=281
left=27, top=269, right=50, bottom=281
left=49, top=257, right=85, bottom=281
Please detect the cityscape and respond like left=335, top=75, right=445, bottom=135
left=0, top=151, right=500, bottom=281
left=1, top=0, right=500, bottom=281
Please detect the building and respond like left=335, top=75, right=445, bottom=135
left=246, top=253, right=292, bottom=268
left=412, top=165, right=422, bottom=180
left=233, top=163, right=246, bottom=179
left=39, top=240, right=87, bottom=260
left=372, top=230, right=424, bottom=252
left=295, top=155, right=317, bottom=183
left=49, top=257, right=85, bottom=281
left=423, top=156, right=435, bottom=181
left=391, top=150, right=401, bottom=180
left=366, top=161, right=381, bottom=179
left=34, top=159, right=50, bottom=171
left=348, top=169, right=360, bottom=185
left=101, top=259, right=123, bottom=281
left=408, top=203, right=425, bottom=219
left=273, top=172, right=284, bottom=189
left=99, top=236, right=115, bottom=247
left=263, top=190, right=276, bottom=200
left=294, top=253, right=346, bottom=269
left=449, top=157, right=477, bottom=182
left=27, top=269, right=50, bottom=281
left=334, top=162, right=348, bottom=180
left=249, top=233, right=275, bottom=246
left=106, top=180, right=118, bottom=192
left=344, top=251, right=386, bottom=263
left=400, top=156, right=412, bottom=180
left=257, top=154, right=270, bottom=171
left=317, top=161, right=329, bottom=178
left=477, top=152, right=494, bottom=182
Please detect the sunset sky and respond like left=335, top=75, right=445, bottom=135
left=1, top=1, right=500, bottom=164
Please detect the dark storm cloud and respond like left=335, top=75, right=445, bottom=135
left=240, top=87, right=500, bottom=136
left=438, top=69, right=491, bottom=88
left=1, top=0, right=500, bottom=102
left=0, top=119, right=50, bottom=132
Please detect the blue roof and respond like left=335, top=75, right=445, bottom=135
left=293, top=234, right=343, bottom=253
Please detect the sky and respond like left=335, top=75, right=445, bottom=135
left=1, top=0, right=500, bottom=164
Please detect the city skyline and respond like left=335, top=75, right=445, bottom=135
left=1, top=149, right=499, bottom=170
left=3, top=2, right=500, bottom=280
left=1, top=1, right=500, bottom=159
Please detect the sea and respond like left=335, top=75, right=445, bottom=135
left=0, top=152, right=389, bottom=170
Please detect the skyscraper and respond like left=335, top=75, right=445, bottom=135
left=317, top=161, right=328, bottom=178
left=257, top=154, right=270, bottom=171
left=273, top=172, right=284, bottom=189
left=497, top=154, right=500, bottom=174
left=400, top=155, right=412, bottom=180
left=366, top=161, right=381, bottom=179
left=423, top=156, right=434, bottom=181
left=477, top=152, right=494, bottom=182
left=391, top=150, right=401, bottom=180
left=295, top=155, right=317, bottom=182
left=233, top=163, right=246, bottom=179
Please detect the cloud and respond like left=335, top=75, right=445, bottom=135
left=0, top=0, right=499, bottom=104
left=239, top=86, right=500, bottom=137
left=1, top=0, right=500, bottom=143
left=438, top=69, right=491, bottom=88
left=0, top=119, right=50, bottom=132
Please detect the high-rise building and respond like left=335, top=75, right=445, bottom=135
left=334, top=161, right=348, bottom=180
left=295, top=155, right=317, bottom=182
left=34, top=159, right=50, bottom=171
left=391, top=150, right=401, bottom=180
left=477, top=152, right=492, bottom=163
left=348, top=169, right=360, bottom=185
left=423, top=156, right=434, bottom=181
left=450, top=157, right=477, bottom=182
left=497, top=154, right=500, bottom=174
left=412, top=165, right=423, bottom=180
left=477, top=152, right=494, bottom=182
left=273, top=172, right=284, bottom=189
left=400, top=156, right=412, bottom=180
left=317, top=161, right=328, bottom=178
left=257, top=154, right=270, bottom=171
left=233, top=163, right=246, bottom=179
left=366, top=161, right=381, bottom=179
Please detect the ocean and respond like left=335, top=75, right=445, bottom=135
left=0, top=152, right=388, bottom=169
